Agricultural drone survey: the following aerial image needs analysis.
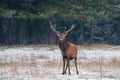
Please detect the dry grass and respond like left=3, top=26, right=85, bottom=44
left=0, top=44, right=120, bottom=79
left=109, top=57, right=120, bottom=68
left=0, top=54, right=39, bottom=67
left=0, top=54, right=120, bottom=79
left=0, top=44, right=119, bottom=51
left=43, top=61, right=62, bottom=68
left=0, top=54, right=119, bottom=68
left=77, top=44, right=120, bottom=50
left=37, top=55, right=48, bottom=59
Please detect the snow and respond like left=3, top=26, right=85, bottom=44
left=0, top=45, right=120, bottom=80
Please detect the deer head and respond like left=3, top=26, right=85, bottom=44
left=50, top=21, right=76, bottom=41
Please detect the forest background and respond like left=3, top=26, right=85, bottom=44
left=0, top=0, right=120, bottom=45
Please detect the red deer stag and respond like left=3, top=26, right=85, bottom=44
left=50, top=21, right=79, bottom=75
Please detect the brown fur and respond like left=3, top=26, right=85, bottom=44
left=59, top=39, right=77, bottom=60
left=50, top=22, right=78, bottom=75
left=58, top=38, right=79, bottom=75
left=59, top=39, right=70, bottom=54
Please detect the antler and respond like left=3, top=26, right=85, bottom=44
left=65, top=24, right=76, bottom=33
left=49, top=21, right=59, bottom=33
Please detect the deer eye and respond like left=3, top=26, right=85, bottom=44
left=57, top=32, right=60, bottom=34
left=63, top=32, right=66, bottom=34
left=63, top=32, right=67, bottom=35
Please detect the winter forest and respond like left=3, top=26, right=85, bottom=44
left=0, top=0, right=120, bottom=45
left=0, top=0, right=120, bottom=80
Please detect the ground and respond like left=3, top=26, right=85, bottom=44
left=0, top=44, right=120, bottom=80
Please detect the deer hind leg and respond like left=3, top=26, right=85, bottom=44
left=75, top=57, right=79, bottom=74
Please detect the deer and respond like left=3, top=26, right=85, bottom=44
left=50, top=21, right=79, bottom=75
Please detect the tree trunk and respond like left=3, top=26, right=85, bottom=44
left=0, top=17, right=3, bottom=45
left=80, top=19, right=84, bottom=44
left=90, top=18, right=94, bottom=44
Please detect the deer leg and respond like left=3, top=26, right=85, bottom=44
left=64, top=59, right=68, bottom=74
left=75, top=58, right=79, bottom=74
left=64, top=58, right=71, bottom=75
left=62, top=57, right=65, bottom=75
left=68, top=59, right=71, bottom=75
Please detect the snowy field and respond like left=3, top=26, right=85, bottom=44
left=0, top=44, right=120, bottom=80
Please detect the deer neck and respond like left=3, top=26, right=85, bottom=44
left=58, top=38, right=70, bottom=53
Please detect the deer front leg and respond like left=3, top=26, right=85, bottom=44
left=67, top=59, right=71, bottom=75
left=62, top=57, right=65, bottom=75
left=64, top=61, right=67, bottom=74
left=64, top=58, right=71, bottom=75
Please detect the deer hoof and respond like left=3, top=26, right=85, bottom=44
left=62, top=72, right=65, bottom=75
